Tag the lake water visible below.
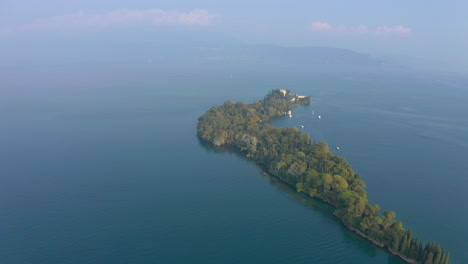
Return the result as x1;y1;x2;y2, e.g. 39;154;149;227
0;65;467;263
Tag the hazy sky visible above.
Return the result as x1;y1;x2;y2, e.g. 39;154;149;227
1;0;467;68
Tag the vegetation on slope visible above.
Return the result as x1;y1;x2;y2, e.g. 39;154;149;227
197;89;450;264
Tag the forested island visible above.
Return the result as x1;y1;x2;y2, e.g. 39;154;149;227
197;89;450;264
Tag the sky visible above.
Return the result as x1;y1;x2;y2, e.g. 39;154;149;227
1;0;467;71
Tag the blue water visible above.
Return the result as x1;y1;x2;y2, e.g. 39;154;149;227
0;65;466;263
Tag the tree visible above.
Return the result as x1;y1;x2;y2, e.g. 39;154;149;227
296;182;304;192
433;250;442;264
381;211;396;231
424;252;434;264
400;235;409;254
441;252;450;264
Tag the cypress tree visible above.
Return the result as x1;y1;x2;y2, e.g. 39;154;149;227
430;241;437;253
424;242;431;254
411;237;419;258
433;249;442;264
406;243;414;258
442;252;450;264
439;251;446;264
405;238;415;258
424;252;434;264
400;235;409;255
391;234;401;251
417;241;425;261
406;229;413;239
420;251;428;263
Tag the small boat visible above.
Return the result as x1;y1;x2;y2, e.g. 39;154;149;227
317;115;321;119
336;147;340;150
300;125;304;128
312;111;315;115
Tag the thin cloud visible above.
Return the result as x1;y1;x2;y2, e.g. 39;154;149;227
310;22;368;35
2;8;214;33
310;21;332;32
309;21;411;36
376;26;412;36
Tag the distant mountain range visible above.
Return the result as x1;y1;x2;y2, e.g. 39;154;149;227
2;30;466;74
191;45;399;72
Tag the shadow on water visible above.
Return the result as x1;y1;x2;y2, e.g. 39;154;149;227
198;137;339;216
197;137;406;264
197;138;241;155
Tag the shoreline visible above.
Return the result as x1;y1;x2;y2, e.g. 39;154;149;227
258;164;420;264
342;218;419;264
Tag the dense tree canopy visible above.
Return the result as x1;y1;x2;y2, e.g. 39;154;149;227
197;89;450;264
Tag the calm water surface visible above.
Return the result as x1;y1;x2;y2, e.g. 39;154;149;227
0;65;466;263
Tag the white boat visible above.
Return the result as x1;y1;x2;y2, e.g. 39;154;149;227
300;125;304;128
336;147;340;150
317;115;321;119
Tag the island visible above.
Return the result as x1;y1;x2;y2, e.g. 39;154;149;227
197;89;450;264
